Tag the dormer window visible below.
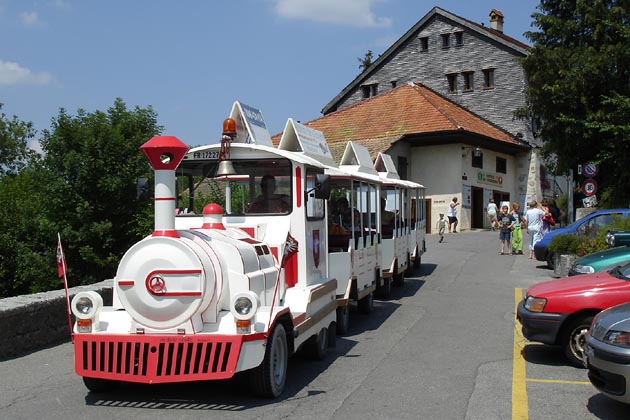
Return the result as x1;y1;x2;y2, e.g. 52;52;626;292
362;83;378;99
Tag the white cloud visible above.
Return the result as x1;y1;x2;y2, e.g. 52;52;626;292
0;61;53;85
275;0;391;28
19;10;41;26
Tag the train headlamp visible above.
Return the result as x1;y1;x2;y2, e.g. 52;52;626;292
230;291;259;321
71;291;103;333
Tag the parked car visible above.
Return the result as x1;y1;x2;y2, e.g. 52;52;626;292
534;209;630;269
569;231;630;276
584;299;630;404
570;246;630;276
517;261;630;367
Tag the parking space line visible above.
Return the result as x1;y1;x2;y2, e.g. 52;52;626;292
513;287;528;420
526;378;590;385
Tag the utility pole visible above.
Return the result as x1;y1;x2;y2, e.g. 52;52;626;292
567;169;574;224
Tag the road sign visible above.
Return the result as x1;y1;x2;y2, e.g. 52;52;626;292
582;179;598;196
583;162;599;177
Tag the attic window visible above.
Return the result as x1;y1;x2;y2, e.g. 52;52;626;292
462;71;474;92
441;34;450;49
483;68;495;89
447;73;457;93
391;80;397;88
455;31;464;46
420;36;429;51
361;83;378;99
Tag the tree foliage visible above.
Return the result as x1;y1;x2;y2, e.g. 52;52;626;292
521;0;630;207
0;103;38;178
0;99;162;297
358;50;375;72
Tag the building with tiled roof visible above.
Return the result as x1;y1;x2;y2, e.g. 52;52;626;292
296;7;547;232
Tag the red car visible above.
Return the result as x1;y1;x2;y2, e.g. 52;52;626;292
517;263;630;367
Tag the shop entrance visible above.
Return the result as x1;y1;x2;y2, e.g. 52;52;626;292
471;186;484;229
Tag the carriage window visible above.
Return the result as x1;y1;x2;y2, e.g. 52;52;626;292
306;168;325;220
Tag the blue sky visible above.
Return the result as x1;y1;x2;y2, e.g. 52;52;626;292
0;0;539;151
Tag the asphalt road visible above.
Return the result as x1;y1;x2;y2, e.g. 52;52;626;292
1;230;629;419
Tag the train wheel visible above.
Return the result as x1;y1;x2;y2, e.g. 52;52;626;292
82;377;120;393
305;327;329;360
336;305;350;335
358;292;374;314
250;323;288;398
377;276;391;300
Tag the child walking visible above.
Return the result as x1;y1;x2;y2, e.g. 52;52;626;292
511;202;525;255
498;204;515;255
436;213;449;243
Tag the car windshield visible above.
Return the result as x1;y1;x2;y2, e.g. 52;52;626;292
608;262;630;279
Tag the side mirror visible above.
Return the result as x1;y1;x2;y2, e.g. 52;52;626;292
314;174;331;200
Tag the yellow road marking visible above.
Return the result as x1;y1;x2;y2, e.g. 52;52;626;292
513;288;528;420
526;378;590;385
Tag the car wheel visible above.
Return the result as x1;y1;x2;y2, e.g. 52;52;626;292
393;268;404;287
561;315;594;368
249;323;288;398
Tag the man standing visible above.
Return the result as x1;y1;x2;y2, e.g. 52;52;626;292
447;197;460;233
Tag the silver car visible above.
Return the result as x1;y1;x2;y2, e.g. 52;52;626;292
584;302;630;404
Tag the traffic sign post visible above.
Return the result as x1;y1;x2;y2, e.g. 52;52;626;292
582;179;598;196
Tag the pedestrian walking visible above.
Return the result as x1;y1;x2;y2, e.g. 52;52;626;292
498;204;515;255
436;213;449;243
511;202;525;254
525;200;545;259
447;197;459;233
487;198;498;230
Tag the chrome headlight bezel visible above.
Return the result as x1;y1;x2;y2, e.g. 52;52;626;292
524;296;547;312
230;291;259;321
71;291;103;320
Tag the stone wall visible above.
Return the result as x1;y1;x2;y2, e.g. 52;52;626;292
0;280;113;360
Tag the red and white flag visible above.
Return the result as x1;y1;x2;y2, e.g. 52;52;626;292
57;233;73;340
56;236;67;278
280;232;298;268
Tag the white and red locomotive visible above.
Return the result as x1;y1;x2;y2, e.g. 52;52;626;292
70;103;425;398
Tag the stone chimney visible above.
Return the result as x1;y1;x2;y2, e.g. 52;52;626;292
489;9;504;33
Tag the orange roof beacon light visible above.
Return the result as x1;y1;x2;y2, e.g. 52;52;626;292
216;117;237;177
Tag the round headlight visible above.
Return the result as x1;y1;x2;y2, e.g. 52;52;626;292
230;291;259;320
75;297;94;315
234;297;253;316
71;291;103;320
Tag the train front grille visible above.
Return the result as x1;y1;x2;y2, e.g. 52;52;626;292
74;334;243;383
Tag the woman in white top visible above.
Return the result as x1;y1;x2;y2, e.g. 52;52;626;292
525;200;545;259
487;199;498;230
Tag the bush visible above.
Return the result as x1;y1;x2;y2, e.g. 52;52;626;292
548;234;607;257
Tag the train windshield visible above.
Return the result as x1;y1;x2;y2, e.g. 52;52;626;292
175;158;292;215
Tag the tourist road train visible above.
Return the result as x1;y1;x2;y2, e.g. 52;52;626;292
69;102;426;398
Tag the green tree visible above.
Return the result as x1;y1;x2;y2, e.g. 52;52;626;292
0;98;163;297
520;0;630;207
358;50;374;72
0;103;38;177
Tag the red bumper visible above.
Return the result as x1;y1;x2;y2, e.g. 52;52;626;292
74;333;246;383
